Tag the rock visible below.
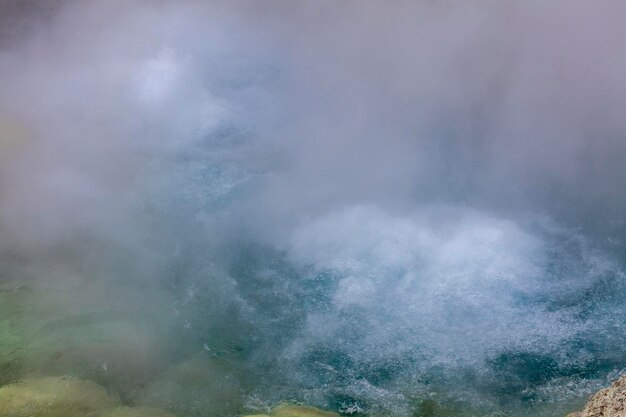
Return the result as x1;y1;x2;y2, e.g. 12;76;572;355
272;405;340;417
0;376;118;417
102;406;177;417
243;404;340;417
570;376;626;417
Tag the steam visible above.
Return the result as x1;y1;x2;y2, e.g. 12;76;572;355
3;0;626;250
2;0;626;415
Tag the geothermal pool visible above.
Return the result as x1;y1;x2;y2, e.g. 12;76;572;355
2;1;626;416
1;209;624;416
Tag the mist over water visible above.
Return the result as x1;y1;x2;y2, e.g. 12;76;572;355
2;1;626;416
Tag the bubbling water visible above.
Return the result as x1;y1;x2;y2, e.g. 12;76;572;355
184;205;624;416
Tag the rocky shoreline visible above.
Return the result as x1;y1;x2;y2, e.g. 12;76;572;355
0;377;175;417
567;376;626;417
0;375;344;417
1;372;625;416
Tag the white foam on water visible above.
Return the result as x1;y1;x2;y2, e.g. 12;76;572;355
267;205;624;408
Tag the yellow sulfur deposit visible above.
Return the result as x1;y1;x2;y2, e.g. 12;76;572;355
102;406;177;417
245;404;340;417
272;405;341;417
0;377;180;417
0;377;118;417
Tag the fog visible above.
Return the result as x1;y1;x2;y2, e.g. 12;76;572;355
4;0;626;249
2;1;626;416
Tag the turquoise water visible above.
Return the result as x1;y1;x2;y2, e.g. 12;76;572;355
2;92;625;417
1;210;624;416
